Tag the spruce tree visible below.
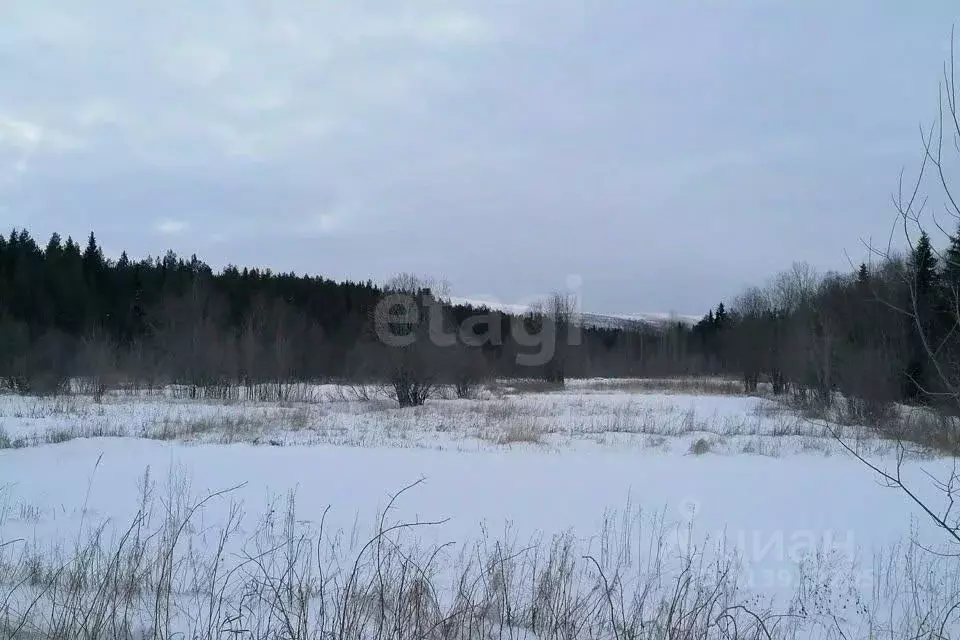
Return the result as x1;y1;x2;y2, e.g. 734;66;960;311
45;233;62;257
906;231;943;403
82;232;103;274
944;224;960;294
911;231;939;296
714;303;727;328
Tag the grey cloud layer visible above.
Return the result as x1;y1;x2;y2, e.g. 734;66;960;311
0;1;957;313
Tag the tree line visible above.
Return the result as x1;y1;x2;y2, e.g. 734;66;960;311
6;221;960;415
0;228;714;404
691;228;960;422
5;218;958;413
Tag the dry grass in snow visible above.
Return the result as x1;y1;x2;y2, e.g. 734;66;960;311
0;378;959;637
0;379;920;460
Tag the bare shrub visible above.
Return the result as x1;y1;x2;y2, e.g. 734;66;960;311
453;347;489;399
573;376;744;396
0;476;849;640
2;474;959;638
893;409;960;456
7;372;71;397
328;381;382;403
360;278;454;408
496;378;566;395
496;420;543;445
843;394;898;429
281;383;323;404
689;437;711;455
347;294;450;409
73;334;122;403
43;429;75;445
786;385;831;421
390;364;435;408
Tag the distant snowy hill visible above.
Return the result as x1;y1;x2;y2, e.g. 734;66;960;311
448;296;701;331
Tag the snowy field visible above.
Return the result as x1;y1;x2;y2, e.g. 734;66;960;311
0;378;909;456
0;379;958;638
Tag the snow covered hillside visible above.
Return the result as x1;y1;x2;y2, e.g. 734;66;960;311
449;296;702;330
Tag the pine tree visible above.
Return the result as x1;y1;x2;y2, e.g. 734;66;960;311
714;303;727;328
911;231;939;296
944;224;960;294
906;231;943;403
82;232;103;274
45;233;62;257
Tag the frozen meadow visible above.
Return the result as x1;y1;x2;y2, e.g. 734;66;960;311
0;378;958;638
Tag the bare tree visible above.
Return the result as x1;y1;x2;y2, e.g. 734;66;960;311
75;331;120;401
525;291;578;385
730;287;771;393
451;343;489;399
770;261;820;313
0;324;72;396
874;28;960;414
365;275;453;407
833;28;960;562
262;297;300;401
787;273;840;408
152;279;232;398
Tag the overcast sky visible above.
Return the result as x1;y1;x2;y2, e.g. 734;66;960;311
0;2;957;315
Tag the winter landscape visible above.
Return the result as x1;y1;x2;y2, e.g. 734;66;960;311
1;376;959;639
6;3;960;639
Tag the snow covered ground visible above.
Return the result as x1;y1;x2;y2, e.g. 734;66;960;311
0;379;903;456
0;379;957;637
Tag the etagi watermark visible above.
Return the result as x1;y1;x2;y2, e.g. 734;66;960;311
373;276;585;367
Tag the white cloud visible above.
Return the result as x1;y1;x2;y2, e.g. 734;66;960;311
74;100;124;128
354;11;495;47
312;213;342;234
303;207;350;237
0;115;82;153
0;117;43;148
1;6;89;47
226;89;288;114
155;219;188;235
0;114;83;191
0;3;502;169
164;41;232;86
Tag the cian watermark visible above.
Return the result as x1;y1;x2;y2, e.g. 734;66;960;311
669;498;861;591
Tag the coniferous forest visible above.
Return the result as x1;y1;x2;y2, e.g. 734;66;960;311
0;228;681;400
1;225;959;416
